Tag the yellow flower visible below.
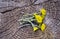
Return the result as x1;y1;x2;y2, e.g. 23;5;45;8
40;23;46;31
40;8;46;16
33;26;38;31
33;13;43;23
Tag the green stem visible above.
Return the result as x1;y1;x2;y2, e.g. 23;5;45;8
28;20;35;27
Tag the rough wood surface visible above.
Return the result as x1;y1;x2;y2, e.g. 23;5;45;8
0;0;60;39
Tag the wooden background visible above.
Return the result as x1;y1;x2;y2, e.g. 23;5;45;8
0;0;60;39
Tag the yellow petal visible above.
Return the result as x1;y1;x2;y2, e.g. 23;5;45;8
40;8;46;15
35;15;43;23
40;23;46;31
33;26;38;31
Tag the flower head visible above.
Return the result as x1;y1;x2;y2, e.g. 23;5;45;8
40;8;46;16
